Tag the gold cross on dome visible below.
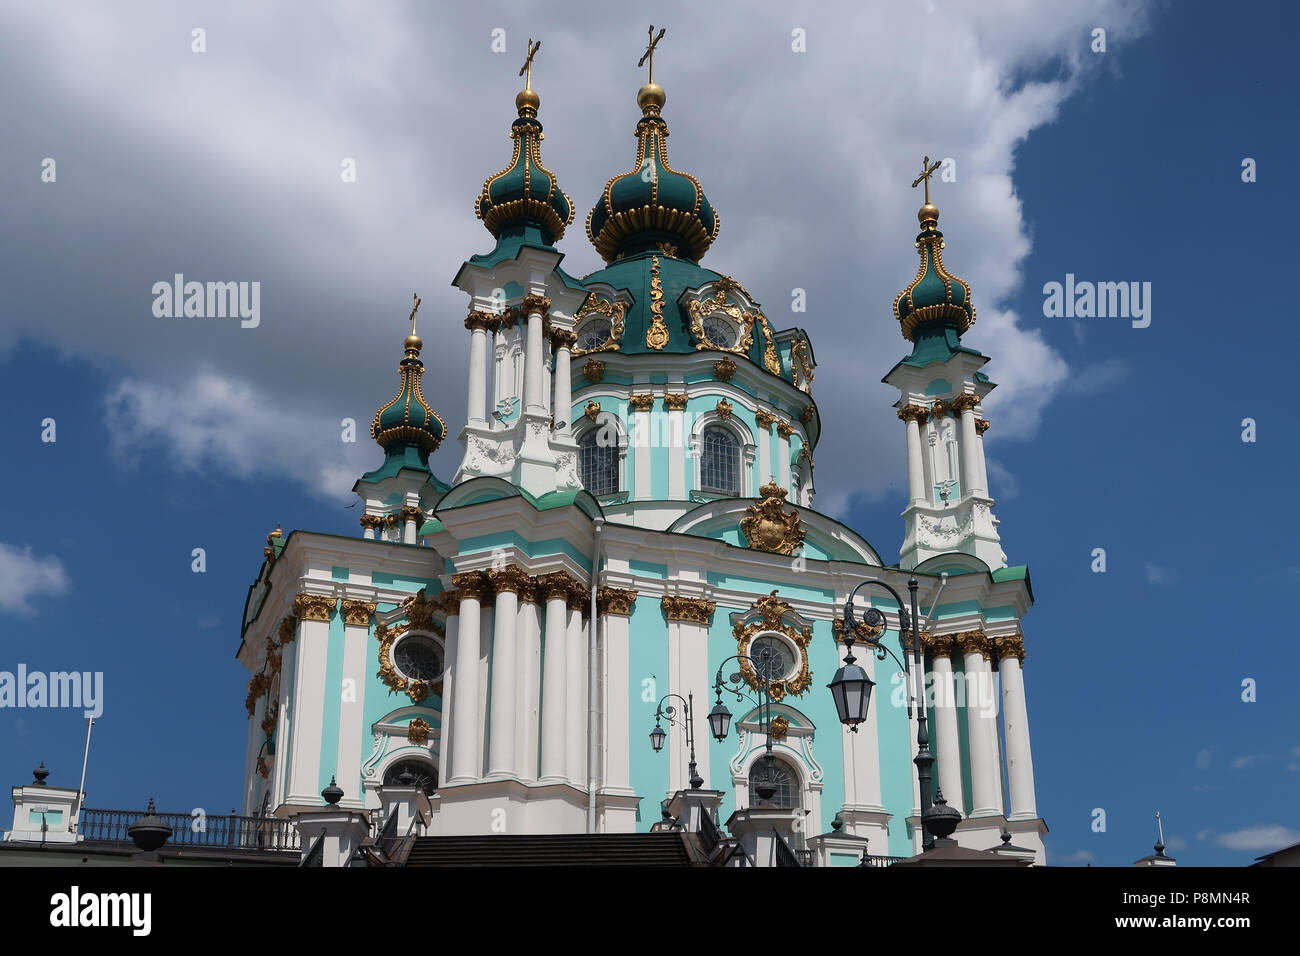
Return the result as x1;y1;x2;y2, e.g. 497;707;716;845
911;155;943;205
638;26;666;83
518;38;541;90
409;292;421;335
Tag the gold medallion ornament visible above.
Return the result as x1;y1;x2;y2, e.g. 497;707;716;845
713;357;737;381
582;359;606;383
407;717;431;745
740;479;806;555
975;418;991;436
769;714;790;741
930;398;950;420
715;399;734;420
645;255;670;350
688;282;756;354
800;405;815;425
732;591;813;700
584;400;602;421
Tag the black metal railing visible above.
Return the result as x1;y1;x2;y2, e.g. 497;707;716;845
860;853;907;867
78;808;300;853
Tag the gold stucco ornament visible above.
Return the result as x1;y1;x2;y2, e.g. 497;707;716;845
740;479;806;555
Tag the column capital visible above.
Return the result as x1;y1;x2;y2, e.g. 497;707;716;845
629;393;655;412
775;420;795;439
537;570;579;599
437;589;462;615
486;565;531;594
755;409;777;429
451;570;492;600
897;403;931;424
521;294;552;317
950;393;980;414
293;592;335;622
975;417;991;436
661;595;716;625
340;600;376;627
359;513;384;531
598;587;639;616
399;504;425;524
516;575;541;604
549;328;577;350
994;633;1026;664
919;630;958;656
664;393;689;411
953;628;994;660
832;617;884;644
465;310;500;333
565;583;590;616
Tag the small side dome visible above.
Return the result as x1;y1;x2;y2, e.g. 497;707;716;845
371;296;446;456
892;201;976;342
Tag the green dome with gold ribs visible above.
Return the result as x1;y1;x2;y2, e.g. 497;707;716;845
586;81;720;264
475;85;574;245
371;298;446;458
893;192;976;342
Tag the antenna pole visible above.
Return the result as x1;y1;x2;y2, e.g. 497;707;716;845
74;716;95;830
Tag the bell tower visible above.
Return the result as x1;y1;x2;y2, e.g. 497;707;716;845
884;158;1006;569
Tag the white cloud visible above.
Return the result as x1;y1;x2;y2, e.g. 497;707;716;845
0;542;70;615
104;370;372;503
1165;835;1188;852
1214;825;1300;853
1194;748;1211;770
986;459;1021;501
1145;563;1178;585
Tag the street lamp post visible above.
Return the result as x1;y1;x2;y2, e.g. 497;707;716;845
708;651;782;802
828;576;939;850
648;692;703;789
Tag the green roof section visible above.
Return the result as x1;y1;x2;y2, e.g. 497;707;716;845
358;444;430;483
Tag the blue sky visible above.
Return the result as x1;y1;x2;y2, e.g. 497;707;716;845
1;0;1296;865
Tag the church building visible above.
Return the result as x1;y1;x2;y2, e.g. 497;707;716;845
234;35;1046;865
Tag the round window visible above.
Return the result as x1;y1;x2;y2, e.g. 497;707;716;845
750;635;794;682
577;318;612;350
394;634;444;683
702;315;738;348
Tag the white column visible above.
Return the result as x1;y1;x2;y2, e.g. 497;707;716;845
756;417;771;484
960;633;1002;817
956;398;985;497
902;408;927;505
362;518;376;541
928;642;965;813
603;606;632;794
668;397;687;499
975;419;990;496
552;332;574;425
999;639;1038;820
486;570;521;779
539;578;571;782
335;601;374;809
515;584;542;781
466;314;491;427
448;582;483;784
523;298;547;416
565;598;588;786
440;602;459;780
286;605;332;804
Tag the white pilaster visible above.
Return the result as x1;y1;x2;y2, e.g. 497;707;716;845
958;402;985;497
515;589;542;781
448;589;483;784
631;401;652;500
486;579;520;778
929;647;966;814
602;609;632;794
962;638;1002;817
523;304;545;417
466;316;491;428
335;603;372;809
540;585;570;782
286;611;331;804
999;643;1038;820
440;606;459;780
565;603;587;787
904;411;926;505
553;338;573;424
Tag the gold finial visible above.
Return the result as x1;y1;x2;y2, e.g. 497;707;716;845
637;26;667;114
516;38;541;116
911;155;943;228
404;293;423;354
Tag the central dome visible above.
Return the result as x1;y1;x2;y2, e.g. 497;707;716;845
586;84;720;263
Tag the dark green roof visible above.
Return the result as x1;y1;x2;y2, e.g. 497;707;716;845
474;109;574;245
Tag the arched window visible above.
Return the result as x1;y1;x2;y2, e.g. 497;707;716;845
749;756;800;809
384;759;438;797
699;425;740;495
578;429;619;496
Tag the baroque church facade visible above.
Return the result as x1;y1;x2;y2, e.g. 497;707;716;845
234;47;1046;864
